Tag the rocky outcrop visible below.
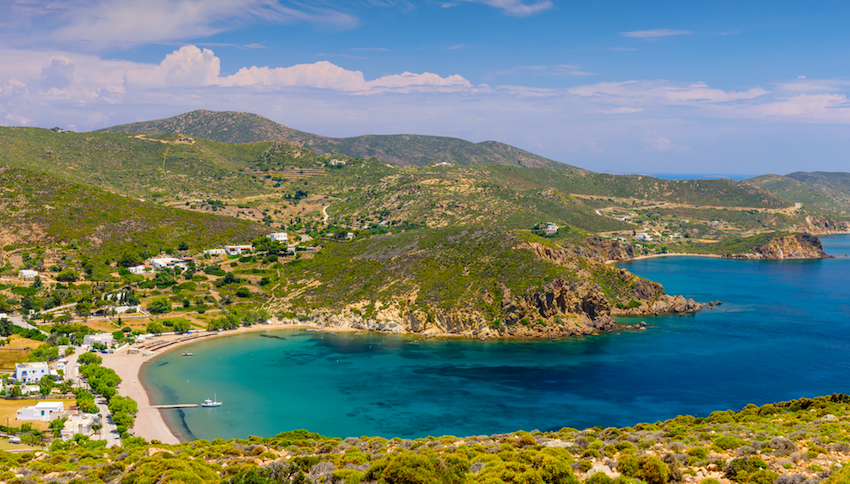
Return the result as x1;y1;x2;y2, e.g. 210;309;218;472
610;295;703;316
724;233;831;260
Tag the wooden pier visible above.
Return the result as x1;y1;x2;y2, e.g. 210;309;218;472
152;404;199;409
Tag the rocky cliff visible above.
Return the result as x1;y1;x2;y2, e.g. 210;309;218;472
724;233;830;260
271;237;704;340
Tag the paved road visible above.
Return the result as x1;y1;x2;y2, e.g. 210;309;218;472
6;315;47;334
93;396;121;447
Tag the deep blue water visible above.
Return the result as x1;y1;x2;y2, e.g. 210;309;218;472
143;235;850;441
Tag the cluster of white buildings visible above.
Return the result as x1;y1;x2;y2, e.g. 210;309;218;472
13;362;56;384
636;232;654;242
202;233;289;257
15;401;100;440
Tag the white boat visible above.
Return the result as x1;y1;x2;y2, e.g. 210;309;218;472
182;352;193;356
201;394;222;407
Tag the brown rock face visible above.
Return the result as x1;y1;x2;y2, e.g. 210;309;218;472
725;233;831;260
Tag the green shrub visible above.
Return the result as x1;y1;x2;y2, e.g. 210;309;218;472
714;435;746;450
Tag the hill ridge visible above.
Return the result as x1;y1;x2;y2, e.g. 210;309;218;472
97;109;581;170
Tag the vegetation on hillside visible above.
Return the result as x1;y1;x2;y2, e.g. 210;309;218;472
97;109;580;169
2;395;850;483
748;173;850;216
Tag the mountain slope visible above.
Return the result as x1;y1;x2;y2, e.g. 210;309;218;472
0;167;265;262
747;173;850;215
97;109;580;170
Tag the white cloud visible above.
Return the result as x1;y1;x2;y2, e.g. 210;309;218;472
646;137;690;152
460;0;553;16
126;46;221;88
620;29;694;39
569;80;769;105
602;107;644;114
3;0;357;49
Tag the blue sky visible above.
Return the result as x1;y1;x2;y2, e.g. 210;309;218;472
1;0;849;175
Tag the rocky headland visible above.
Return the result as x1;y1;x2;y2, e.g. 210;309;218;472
723;233;831;260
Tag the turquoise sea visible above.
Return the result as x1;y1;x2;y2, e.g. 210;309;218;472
142;235;850;441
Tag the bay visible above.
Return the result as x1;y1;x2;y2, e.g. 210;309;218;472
142;235;850;441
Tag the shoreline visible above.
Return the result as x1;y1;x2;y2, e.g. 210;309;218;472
101;323;341;444
606;252;723;264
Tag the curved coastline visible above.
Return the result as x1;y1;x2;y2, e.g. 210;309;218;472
102;323;331;444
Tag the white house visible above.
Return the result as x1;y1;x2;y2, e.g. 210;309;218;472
114;305;140;314
543;223;558;235
267;233;288;243
616;216;631;222
15;362;49;384
17;401;64;422
57;360;66;373
203;248;227;256
128;265;153;274
83;333;114;347
225;245;253;256
18;270;38;279
345;232;355;240
61;413;99;440
636;233;653;242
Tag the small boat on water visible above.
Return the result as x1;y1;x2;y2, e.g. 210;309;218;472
182;352;193;356
201;394;222;407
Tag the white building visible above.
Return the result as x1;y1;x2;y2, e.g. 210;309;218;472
15;362;49;384
345;232;355;240
128;265;152;274
225;245;253;256
18;270;38;279
17;401;64;422
83;333;114;347
114;305;140;314
636;233;653;242
61;413;99;440
543;223;558;235
267;233;288;243
203;248;227;256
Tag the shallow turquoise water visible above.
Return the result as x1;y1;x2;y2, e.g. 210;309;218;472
143;235;850;441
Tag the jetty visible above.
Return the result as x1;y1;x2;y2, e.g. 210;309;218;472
152;404;200;409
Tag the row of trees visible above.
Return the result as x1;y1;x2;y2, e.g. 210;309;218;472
78;352;138;439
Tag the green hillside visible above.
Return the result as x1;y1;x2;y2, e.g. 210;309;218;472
97;109;579;170
747;173;850;215
0;167;265;264
3;395;850;484
0;127;270;200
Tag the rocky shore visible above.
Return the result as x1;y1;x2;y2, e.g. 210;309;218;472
723;233;832;260
273;274;703;340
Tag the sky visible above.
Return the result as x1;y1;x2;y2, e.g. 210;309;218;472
1;0;849;175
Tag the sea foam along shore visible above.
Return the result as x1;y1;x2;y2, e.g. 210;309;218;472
101;323;346;444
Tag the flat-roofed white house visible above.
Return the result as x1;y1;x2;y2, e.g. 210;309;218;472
267;233;288;242
636;232;653;242
128;265;152;274
61;413;99;440
17;401;64;422
543;223;558;235
15;362;49;384
18;270;38;279
203;248;227;256
83;333;114;347
225;245;253;256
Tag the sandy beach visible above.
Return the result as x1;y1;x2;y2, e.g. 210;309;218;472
605;252;723;264
100;323;340;444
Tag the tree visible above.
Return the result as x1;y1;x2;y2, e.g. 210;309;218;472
78;352;103;366
39;375;54;399
146;322;165;334
56;269;79;282
148;297;172;315
177;241;190;251
172;320;191;333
